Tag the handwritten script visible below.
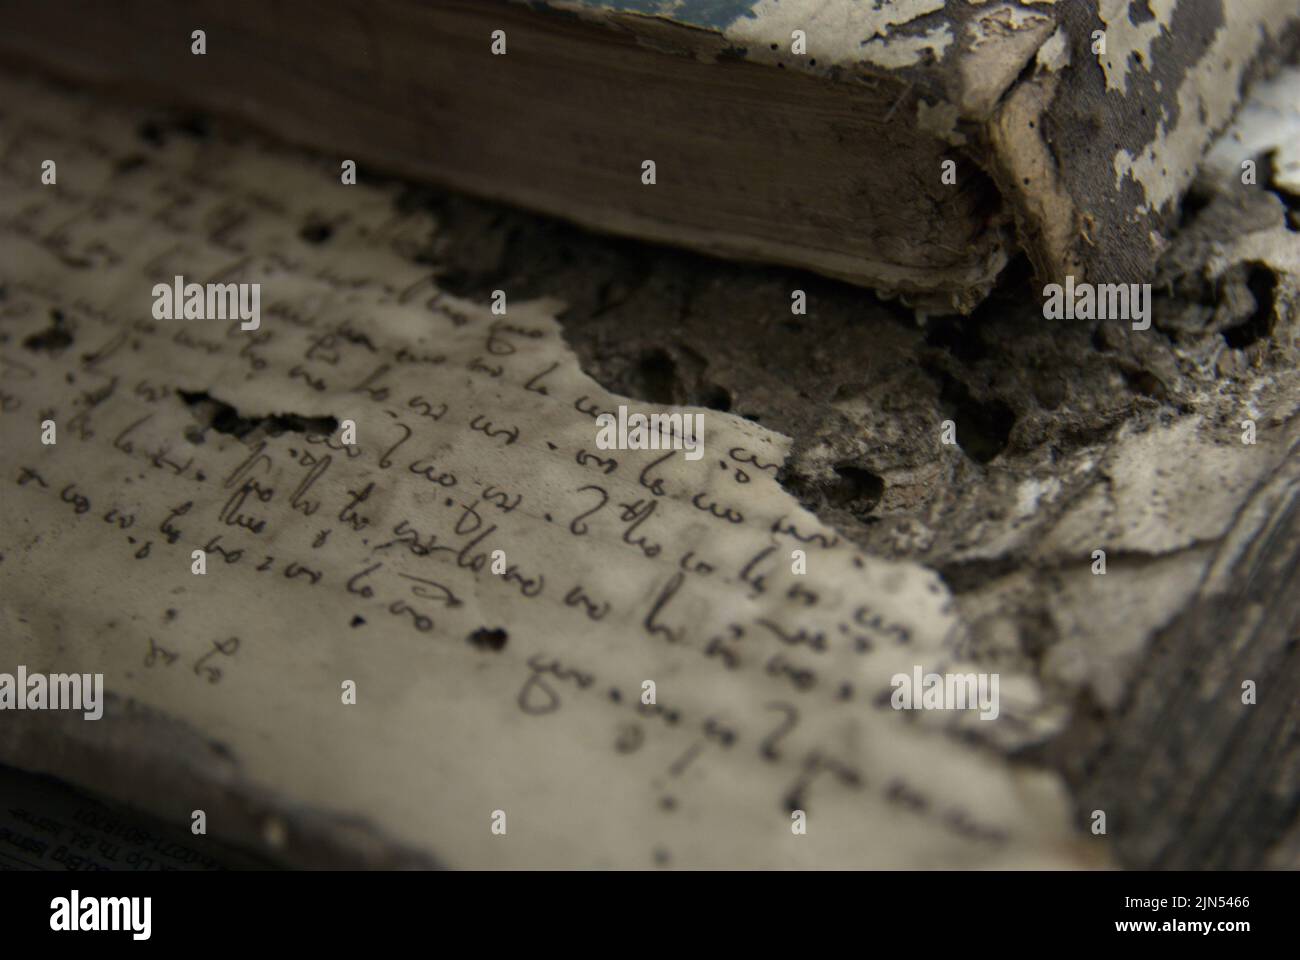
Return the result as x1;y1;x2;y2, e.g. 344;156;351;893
0;74;1086;867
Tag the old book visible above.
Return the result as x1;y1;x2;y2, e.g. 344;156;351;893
2;0;1297;313
0;68;1100;869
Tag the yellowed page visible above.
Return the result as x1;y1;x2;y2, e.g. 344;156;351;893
0;73;1091;868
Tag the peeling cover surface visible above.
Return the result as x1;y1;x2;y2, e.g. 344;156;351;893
521;0;1300;297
